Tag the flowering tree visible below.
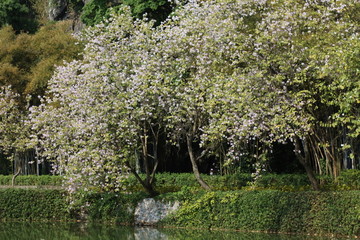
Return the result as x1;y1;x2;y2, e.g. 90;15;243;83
157;0;360;189
30;7;167;195
30;0;359;194
247;0;360;188
151;0;266;188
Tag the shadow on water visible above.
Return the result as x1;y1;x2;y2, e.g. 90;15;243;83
0;222;354;240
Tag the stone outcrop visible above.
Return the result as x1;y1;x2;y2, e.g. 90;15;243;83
48;0;68;21
134;198;180;226
46;0;122;31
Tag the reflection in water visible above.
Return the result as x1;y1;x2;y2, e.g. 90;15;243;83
0;222;353;240
134;227;168;240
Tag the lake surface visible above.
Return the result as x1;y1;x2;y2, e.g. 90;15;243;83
0;222;354;240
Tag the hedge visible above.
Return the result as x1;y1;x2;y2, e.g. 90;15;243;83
161;190;360;237
0;188;144;223
78;191;148;224
0;175;63;186
1;170;359;191
251;171;360;191
253;174;311;190
0;189;70;221
0;188;359;236
123;172;253;193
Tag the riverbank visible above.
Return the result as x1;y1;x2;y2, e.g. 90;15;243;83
0;188;359;237
159;190;360;237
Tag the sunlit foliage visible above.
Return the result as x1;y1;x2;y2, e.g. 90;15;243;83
0;21;83;104
0;86;29;155
30;0;359;193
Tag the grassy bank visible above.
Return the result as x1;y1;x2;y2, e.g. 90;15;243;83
0;188;359;237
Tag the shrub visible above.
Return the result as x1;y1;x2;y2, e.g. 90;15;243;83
0;175;64;186
122;172;253;193
337;170;360;190
252;172;360;191
0;186;359;236
70;191;148;223
0;171;358;193
0;188;146;223
161;190;360;236
0;189;70;221
254;174;311;191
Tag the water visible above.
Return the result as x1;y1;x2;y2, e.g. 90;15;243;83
0;222;354;240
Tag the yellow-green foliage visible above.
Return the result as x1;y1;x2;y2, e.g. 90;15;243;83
26;21;83;96
0;22;83;101
29;0;49;24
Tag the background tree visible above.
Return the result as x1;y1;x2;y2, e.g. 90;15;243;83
0;0;39;33
0;21;83;104
0;21;83;175
80;0;173;26
0;86;31;176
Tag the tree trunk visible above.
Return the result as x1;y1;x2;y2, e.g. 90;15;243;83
149;133;159;186
141;129;155;194
127;123;160;197
12;168;21;187
141;128;150;183
186;134;211;190
130;167;159;197
294;137;320;191
12;151;23;186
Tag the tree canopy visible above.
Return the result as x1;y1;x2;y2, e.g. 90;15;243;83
24;0;360;194
0;0;39;33
0;21;83;103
